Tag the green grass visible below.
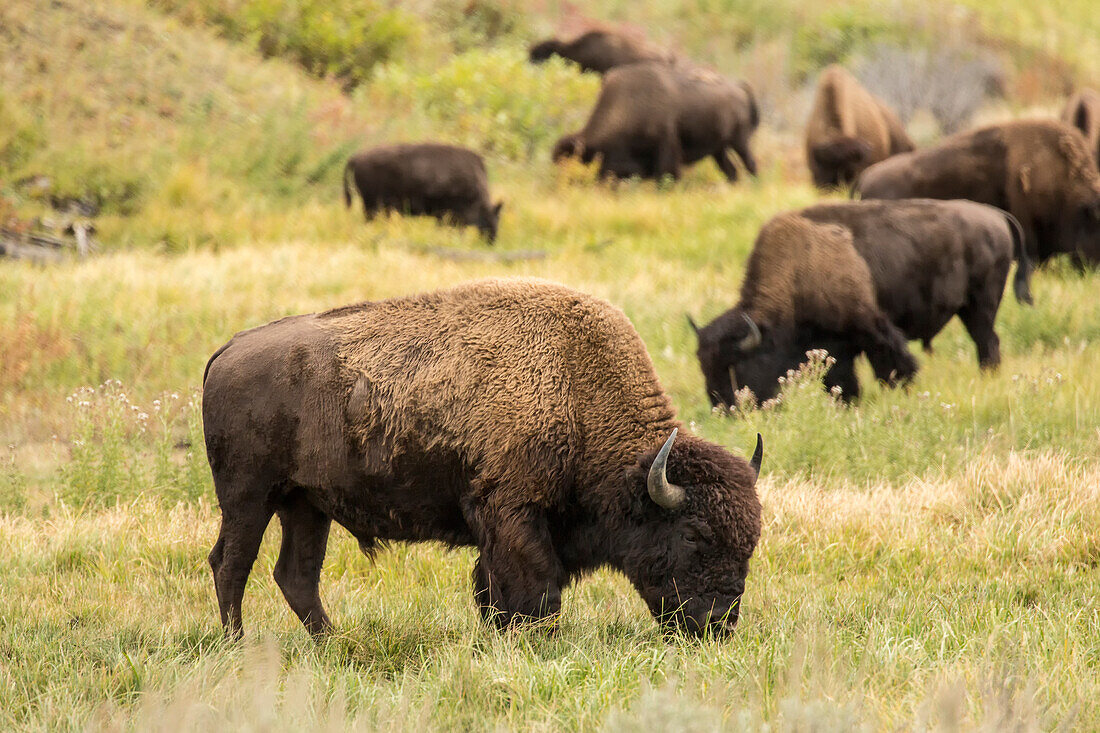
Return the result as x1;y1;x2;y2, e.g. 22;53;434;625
2;0;1100;729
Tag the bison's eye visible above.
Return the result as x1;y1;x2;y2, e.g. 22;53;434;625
682;527;703;546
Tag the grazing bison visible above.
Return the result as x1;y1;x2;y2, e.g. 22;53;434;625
805;65;914;189
553;62;759;182
528;29;671;74
855;119;1100;265
343;144;503;243
691;201;1031;406
203;278;764;639
1062;89;1100;169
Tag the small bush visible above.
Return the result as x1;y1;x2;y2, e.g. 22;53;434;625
366;47;599;160
152;0;425;88
791;9;906;80
433;0;527;52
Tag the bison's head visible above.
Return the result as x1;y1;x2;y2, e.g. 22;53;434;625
528;39;561;64
811;138;872;188
1068;199;1100;264
552;133;585;162
691;308;785;407
478;201;504;244
623;429;763;637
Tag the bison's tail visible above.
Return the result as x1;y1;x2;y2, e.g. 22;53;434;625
1004;211;1034;305
740;80;760;130
343;161;354;209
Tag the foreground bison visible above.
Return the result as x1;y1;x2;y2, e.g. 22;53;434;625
343;144;503;243
528;29;671;74
805;65;914;189
855;119;1100;265
203;279;764;638
691;202;1032;406
1062;89;1100;168
554;62;758;182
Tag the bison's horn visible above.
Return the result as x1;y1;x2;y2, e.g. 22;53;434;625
738;312;762;351
687;314;700;336
749;433;763;479
648;428;685;510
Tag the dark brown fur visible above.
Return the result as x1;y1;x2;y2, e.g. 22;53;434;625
203;279;763;638
528;29;672;73
553;62;759;182
855;119;1100;265
693;214;917;406
805;65;914;189
1062;89;1100;169
343;143;503;243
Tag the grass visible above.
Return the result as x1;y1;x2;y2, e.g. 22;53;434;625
2;0;1100;729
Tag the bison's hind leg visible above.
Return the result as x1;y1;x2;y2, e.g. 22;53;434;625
274;489;334;638
713;149;740;183
958;302;1002;370
209;480;277;639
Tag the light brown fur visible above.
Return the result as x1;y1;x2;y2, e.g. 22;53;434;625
321;278;678;494
805;65;914;188
739;214;879;331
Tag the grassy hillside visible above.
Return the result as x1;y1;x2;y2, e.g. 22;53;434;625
2;0;1100;729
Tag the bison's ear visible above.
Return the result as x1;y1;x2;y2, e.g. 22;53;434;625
493;201;504;219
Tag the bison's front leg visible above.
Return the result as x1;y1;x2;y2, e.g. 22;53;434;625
856;311;919;387
465;497;565;629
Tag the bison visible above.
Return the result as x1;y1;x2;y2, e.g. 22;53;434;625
203;278;764;639
855;119;1100;266
528;29;672;74
1062;89;1100;169
691;201;1032;406
805;65;914;189
343;144;503;243
553;62;759;182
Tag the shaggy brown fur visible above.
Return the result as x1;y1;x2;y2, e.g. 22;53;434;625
203;278;763;639
693;214;917;405
553;62;759;182
343;144;503;243
855;119;1100;265
805;65;914;189
1062;89;1100;169
528;29;672;73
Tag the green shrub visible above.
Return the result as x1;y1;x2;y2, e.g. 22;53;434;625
152;0;425;88
367;47;599;160
432;0;527;52
791;9;908;79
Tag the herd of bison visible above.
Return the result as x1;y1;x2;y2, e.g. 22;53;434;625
207;28;1100;639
